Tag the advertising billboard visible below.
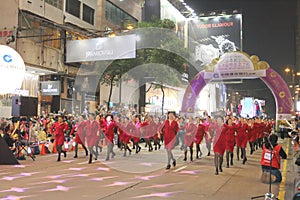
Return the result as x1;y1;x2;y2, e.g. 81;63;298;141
41;81;61;96
189;13;242;67
66;34;136;63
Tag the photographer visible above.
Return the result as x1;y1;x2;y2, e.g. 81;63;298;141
2;124;16;152
260;134;287;183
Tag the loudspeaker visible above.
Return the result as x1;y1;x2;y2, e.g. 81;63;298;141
11;96;38;117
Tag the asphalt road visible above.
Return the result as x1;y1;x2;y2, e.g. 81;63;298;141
0;141;290;200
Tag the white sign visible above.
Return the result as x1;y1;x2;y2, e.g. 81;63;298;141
41;81;61;96
66;34;136;62
15;89;29;96
204;70;266;80
0;45;25;94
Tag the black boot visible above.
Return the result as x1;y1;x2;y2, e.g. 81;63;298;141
63;151;67;158
226;152;230;168
172;160;176;167
214;155;219;175
190;148;193;162
74;145;78;158
236;148;240;161
230;153;234;166
166;164;171;170
215;169;219;175
183;150;187;161
219;156;223;172
57;154;61;162
196;144;200;159
88;154;92;164
83;145;88;156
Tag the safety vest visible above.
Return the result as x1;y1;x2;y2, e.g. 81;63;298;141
260;144;281;169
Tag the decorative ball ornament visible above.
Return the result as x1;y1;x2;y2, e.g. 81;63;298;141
0;45;26;94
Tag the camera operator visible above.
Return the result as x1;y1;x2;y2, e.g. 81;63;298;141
2;124;16;152
260;134;287;183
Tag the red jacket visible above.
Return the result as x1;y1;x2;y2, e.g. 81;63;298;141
162;120;179;150
52;122;68;146
195;124;206;144
105;121;117;144
85;120;100;147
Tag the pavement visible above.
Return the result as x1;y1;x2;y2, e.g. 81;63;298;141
0;139;294;200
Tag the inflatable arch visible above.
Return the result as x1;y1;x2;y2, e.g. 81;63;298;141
181;52;293;121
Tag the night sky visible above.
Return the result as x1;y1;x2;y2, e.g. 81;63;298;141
186;0;297;117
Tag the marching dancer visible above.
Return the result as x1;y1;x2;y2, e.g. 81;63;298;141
153;117;161;150
183;116;197;162
213;116;226;175
132;115;141;154
117;116;132;157
72;115;88;158
160;111;179;170
203;116;213;156
195;118;205;159
104;113;117;161
224;118;236;168
236;118;249;164
51;115;68;162
85;113;100;164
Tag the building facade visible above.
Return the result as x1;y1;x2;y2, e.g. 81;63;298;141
0;0;142;117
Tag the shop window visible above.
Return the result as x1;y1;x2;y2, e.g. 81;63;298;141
105;0;138;26
43;27;61;49
83;4;95;25
66;0;81;18
45;0;63;10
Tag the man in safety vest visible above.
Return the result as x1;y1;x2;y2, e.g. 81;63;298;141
260;134;287;183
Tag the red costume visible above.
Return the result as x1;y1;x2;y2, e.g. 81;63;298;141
132;122;141;144
183;123;197;147
224;124;236;152
104;120;117;145
122;122;135;144
52;122;68;146
248;123;259;143
74;121;85;145
195;124;206;145
236;122;249;148
162;119;179;150
85;120;100;148
213;124;226;155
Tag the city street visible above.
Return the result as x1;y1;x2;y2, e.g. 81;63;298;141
0;139;293;200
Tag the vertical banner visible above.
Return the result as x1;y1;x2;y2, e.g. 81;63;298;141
189;13;242;67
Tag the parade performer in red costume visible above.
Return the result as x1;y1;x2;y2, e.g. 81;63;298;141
195;118;206;159
132;115;142;154
224;118;236;168
203;116;213;156
51;115;68;162
236;118;249;164
85;113;100;164
182;116;197;162
213;116;226;175
160;111;179;170
120;117;134;156
104;113;117;161
72;115;88;158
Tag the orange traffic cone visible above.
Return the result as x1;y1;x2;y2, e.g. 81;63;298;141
40;143;47;155
52;141;57;153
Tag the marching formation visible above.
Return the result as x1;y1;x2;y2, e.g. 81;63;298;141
0;111;275;175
